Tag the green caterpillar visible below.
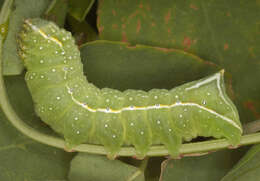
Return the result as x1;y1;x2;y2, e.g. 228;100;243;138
18;18;242;159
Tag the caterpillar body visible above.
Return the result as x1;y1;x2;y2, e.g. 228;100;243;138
18;18;242;159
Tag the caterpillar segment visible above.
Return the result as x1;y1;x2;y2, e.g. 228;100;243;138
18;18;242;159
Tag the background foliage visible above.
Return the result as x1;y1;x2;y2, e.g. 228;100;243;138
0;0;259;180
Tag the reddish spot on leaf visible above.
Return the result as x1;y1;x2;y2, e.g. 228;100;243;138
98;26;104;33
151;22;156;27
244;101;260;119
248;47;256;58
112;24;118;29
122;31;127;42
139;3;143;8
97;16;104;33
136;19;141;33
121;17;126;22
122;24;126;29
167;28;171;34
129;10;139;19
126;44;137;49
190;4;198;10
146;4;151;11
164;10;171;25
183;36;192;50
112;9;116;16
226;12;231;17
155;47;172;52
224;43;229;50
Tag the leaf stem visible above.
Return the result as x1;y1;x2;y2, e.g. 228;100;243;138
0;0;13;23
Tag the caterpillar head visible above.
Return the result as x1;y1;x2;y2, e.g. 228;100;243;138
17;18;76;70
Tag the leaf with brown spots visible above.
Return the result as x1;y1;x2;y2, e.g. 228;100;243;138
98;0;260;124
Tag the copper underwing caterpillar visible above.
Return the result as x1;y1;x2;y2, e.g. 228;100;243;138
18;18;242;159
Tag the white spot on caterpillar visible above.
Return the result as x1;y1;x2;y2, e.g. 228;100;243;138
56;96;61;100
106;99;110;103
112;135;116;138
68;56;72;60
175;95;179;98
40;75;44;79
33;39;37;43
202;100;206;105
55;51;58;54
104;124;108;128
179;114;183;118
39;46;43;50
140;131;144;135
49;107;53;111
130;122;134;126
74;117;78;120
52;68;56;72
129;97;133;101
168;128;172;132
154;96;158;99
40;60;44;64
207;92;211;96
76;131;80;134
157;120;161;124
61;51;65;55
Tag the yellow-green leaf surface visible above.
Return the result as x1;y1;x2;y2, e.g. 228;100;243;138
0;75;74;181
221;144;260;181
98;0;260;124
3;0;51;75
69;153;145;181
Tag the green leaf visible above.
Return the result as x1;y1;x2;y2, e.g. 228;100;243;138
68;153;145;181
160;149;247;181
80;40;219;91
0;75;74;181
2;0;51;75
221;144;260;181
97;0;260;124
68;0;95;22
44;0;68;27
